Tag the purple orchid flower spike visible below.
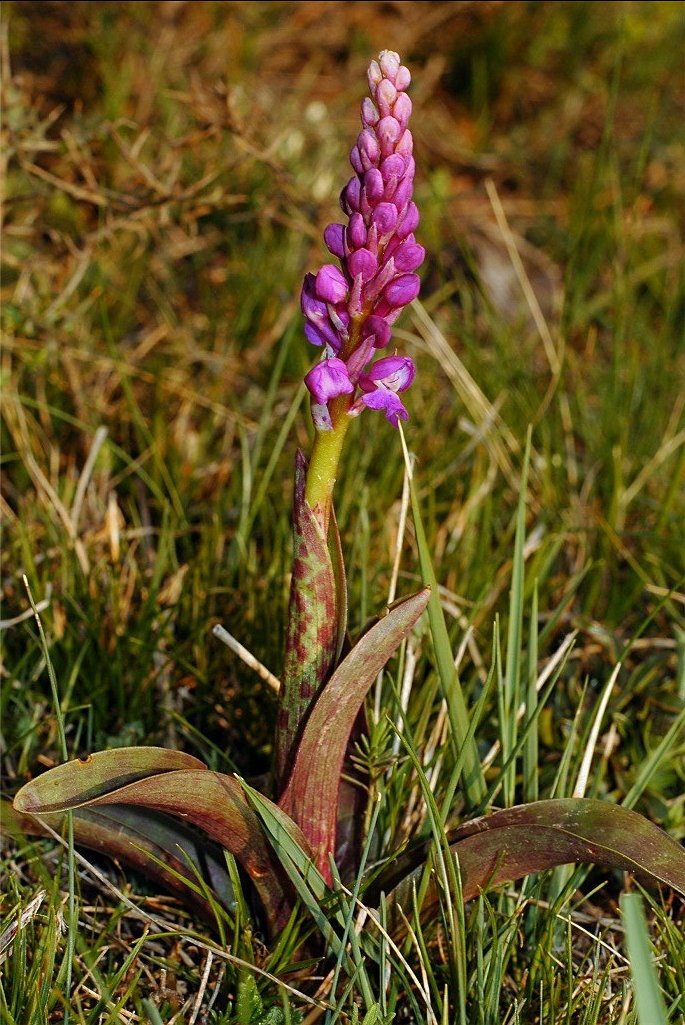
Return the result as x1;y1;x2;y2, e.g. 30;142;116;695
301;50;423;442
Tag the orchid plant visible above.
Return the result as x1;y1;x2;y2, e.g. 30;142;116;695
7;52;685;974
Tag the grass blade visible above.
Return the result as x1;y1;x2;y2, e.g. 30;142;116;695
621;892;668;1025
398;425;486;809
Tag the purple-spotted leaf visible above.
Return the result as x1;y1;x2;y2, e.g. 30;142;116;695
2;798;233;921
276;451;347;783
14;756;312;933
366;799;685;931
279;586;430;881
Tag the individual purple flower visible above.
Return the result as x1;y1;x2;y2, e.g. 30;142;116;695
359;355;416;394
302;51;423;430
305;356;355;432
353;355;416;427
305;357;354;405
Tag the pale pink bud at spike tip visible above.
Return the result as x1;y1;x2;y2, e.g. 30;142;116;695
379;50;401;82
376;79;397;117
361;97;379;126
367;60;382;90
302;51;424;428
395;65;411;91
393;92;412;130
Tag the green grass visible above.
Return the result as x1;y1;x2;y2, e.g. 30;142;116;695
2;1;684;1021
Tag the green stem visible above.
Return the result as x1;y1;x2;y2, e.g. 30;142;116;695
304;394;352;528
303;314;368;527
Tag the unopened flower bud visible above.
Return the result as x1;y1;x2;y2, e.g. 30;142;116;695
361;97;379;126
376;79;397;117
378;50;401;82
305;357;354;404
396;202;419;238
393;92;412;130
364;168;385;204
358;128;380;168
324;223;346;258
316;265;348;304
384;273;420;307
367;60;382;90
348;248;377;281
348;212;367;250
395;65;411;91
376;116;402;156
372;202;399;235
394;241;425;272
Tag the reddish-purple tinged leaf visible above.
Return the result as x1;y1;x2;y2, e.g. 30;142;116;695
366;799;685;933
11;747;205;812
275;452;347;785
279;586;430;882
2;798;233;922
13;752;311;933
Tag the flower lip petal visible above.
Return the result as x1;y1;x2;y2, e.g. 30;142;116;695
304;321;330;348
361;388;409;427
301;275;330;320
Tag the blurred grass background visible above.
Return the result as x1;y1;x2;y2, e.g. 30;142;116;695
2;1;684;1019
